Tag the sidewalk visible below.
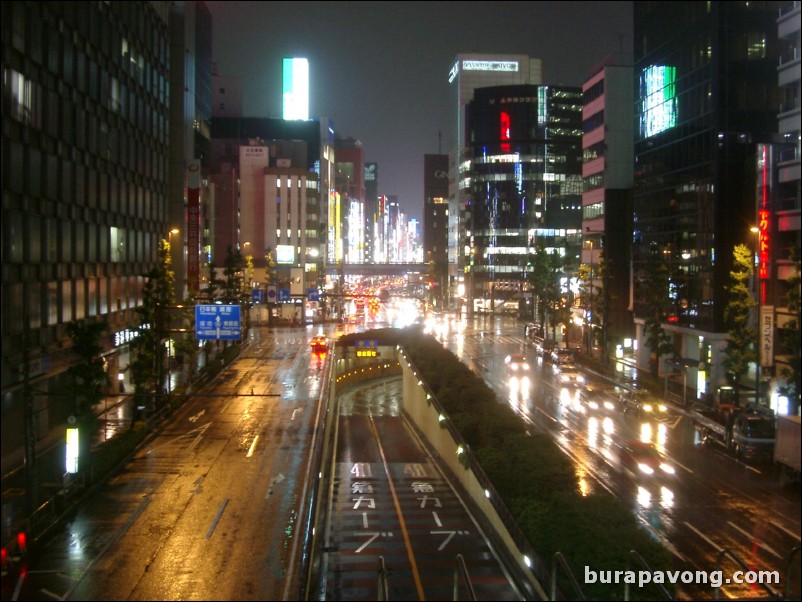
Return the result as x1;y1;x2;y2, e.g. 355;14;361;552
0;362;190;558
1;390;137;551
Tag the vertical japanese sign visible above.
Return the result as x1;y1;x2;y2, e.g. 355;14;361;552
187;162;201;292
760;305;774;368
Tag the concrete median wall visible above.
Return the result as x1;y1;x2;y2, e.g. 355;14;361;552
332;344;545;599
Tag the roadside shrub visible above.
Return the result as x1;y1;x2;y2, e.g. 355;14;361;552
350;326;673;600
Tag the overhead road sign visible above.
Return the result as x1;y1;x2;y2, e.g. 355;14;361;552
195;304;241;340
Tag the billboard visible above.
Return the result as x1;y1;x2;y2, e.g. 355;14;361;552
276;244;295;264
282;57;309;121
639;65;677;138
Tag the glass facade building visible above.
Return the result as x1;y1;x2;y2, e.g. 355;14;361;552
462;85;583;313
632;1;784;393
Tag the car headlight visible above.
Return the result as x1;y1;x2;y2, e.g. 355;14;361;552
660;463;675;474
577;375;585;383
637;463;655;474
643;404;653;412
657;404;667;413
587;401;599;410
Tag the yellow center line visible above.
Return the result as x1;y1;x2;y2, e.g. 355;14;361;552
368;412;426;601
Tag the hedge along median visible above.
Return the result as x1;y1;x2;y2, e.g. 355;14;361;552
338;326;672;601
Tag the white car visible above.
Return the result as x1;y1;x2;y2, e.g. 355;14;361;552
554;363;584;385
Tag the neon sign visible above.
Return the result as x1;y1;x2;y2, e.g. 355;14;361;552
500;111;511;153
758;209;770;279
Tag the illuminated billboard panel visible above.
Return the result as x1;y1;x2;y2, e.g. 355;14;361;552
276;244;295;264
639;65;677;138
282;57;309;121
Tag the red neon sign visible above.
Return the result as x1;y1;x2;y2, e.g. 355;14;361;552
500;111;511;153
757;146;769;281
758;208;769;280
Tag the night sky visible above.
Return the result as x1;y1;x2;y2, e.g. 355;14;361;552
205;1;633;221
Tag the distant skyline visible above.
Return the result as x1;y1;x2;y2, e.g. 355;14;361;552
205;1;633;221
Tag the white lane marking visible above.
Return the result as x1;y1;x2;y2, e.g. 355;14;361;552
727;521;783;559
684;520;722;552
246;434;259;458
205;498;229;540
770;519;801;541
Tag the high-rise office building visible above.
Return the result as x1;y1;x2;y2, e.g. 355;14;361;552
364;163;379;263
209;116;334;278
423;154;449;303
632;1;784;399
767;1;801;414
581;54;634;362
1;1;173;461
460;84;583;316
334;137;365;264
447;54;542;308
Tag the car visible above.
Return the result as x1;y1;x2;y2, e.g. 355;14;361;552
619;389;667;416
310;335;329;352
550;347;575;366
504;354;530;373
554;364;585;387
619;441;675;478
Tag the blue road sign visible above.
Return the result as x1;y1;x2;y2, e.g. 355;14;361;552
278;289;291;302
195;304;241;340
355;339;378;350
252;289;265;303
307;289;319;302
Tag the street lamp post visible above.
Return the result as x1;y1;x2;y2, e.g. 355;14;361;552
584;240;595;356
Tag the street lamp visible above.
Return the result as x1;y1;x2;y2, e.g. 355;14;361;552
583;240;596;356
750;226;761;406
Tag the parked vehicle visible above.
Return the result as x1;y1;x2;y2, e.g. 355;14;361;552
690;403;740;449
773;415;800;482
731;406;776;461
690;402;775;459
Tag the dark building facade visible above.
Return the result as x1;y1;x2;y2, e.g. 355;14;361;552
1;1;172;478
632;1;784;396
462;85;583;315
423;155;449;269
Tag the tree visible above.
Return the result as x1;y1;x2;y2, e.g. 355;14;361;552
578;257;606;355
527;242;569;342
131;238;176;414
222;245;246;303
65;319;109;468
640;242;674;378
778;244;801;412
722;244;757;401
264;247;277;287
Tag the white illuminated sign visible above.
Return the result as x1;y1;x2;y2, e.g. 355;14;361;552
448;61;459;83
282;57;309;121
449;60;520;83
462;60;519;73
276;244;295;264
